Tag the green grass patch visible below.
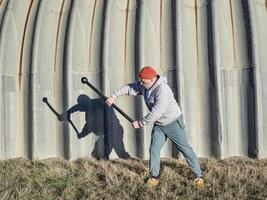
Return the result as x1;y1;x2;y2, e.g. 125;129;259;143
0;157;266;199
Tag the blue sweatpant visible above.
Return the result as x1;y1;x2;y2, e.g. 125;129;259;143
149;115;202;178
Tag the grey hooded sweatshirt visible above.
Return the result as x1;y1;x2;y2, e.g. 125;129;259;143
111;76;182;127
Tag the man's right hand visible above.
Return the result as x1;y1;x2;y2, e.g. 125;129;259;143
106;96;114;107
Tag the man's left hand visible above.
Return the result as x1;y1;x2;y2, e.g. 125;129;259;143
132;121;140;129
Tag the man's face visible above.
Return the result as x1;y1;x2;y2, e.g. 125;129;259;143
140;78;154;89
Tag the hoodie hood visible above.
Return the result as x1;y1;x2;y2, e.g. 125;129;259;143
148;75;167;91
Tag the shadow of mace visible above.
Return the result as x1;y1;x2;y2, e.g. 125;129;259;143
42;97;80;135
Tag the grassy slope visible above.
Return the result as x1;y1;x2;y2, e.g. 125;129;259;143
0;157;266;200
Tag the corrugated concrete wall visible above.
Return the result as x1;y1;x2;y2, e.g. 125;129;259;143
0;0;266;160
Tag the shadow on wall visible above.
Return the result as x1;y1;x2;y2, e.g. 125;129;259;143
58;94;131;160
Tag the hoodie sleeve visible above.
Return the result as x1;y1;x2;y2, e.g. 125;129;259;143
111;81;144;99
138;84;170;127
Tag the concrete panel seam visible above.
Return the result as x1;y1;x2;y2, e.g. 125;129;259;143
181;0;209;8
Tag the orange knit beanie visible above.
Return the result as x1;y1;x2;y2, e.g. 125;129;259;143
138;66;157;79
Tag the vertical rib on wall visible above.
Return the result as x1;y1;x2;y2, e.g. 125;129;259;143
248;0;267;158
0;0;38;159
0;0;266;160
31;0;71;159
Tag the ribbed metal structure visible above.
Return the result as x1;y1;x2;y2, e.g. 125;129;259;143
0;0;266;160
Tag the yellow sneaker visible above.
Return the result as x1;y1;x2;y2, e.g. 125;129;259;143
194;177;204;189
147;177;160;187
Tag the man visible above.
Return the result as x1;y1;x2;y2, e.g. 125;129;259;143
106;66;204;188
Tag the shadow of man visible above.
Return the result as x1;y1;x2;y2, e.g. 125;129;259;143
58;94;130;160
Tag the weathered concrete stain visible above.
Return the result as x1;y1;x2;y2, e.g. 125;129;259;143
124;0;130;84
160;0;163;69
19;0;34;90
89;0;98;70
229;0;237;66
53;0;66;96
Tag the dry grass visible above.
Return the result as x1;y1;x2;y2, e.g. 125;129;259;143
0;156;266;200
